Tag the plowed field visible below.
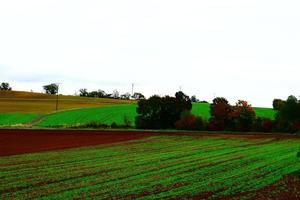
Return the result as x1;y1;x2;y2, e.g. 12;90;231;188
1;129;299;199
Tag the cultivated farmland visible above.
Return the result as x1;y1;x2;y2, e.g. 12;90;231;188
36;104;137;127
0;91;277;127
0;113;38;126
36;103;276;128
0;90;133;113
0;130;299;199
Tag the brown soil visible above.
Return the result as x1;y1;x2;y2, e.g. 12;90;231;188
0;129;299;157
0;129;155;156
249;173;300;200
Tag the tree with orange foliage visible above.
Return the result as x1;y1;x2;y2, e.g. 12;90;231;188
231;100;256;131
209;97;233;130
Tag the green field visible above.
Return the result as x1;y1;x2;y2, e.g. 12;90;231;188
1;135;299;199
36;104;137;127
0;113;38;126
36;103;276;128
0;91;277;127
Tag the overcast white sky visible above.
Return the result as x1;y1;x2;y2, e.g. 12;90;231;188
1;0;299;107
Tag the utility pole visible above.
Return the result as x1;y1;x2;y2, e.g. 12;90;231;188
55;83;61;111
131;83;135;97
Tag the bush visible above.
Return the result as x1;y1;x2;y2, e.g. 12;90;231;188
175;111;204;131
297;151;300;158
207;120;218;131
262;118;273;132
290;121;300;133
111;122;118;129
252;117;263;132
77;121;109;128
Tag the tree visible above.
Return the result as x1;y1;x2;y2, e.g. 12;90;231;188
0;82;12;91
231;100;256;131
282;96;299;122
175;91;192;111
120;92;131;100
132;92;145;100
135;95;163;129
112;90;120;99
135;92;192;129
275;95;300;132
273;99;286;111
43;83;59;94
79;88;88;97
87;91;99;97
209;97;233;130
191;95;199;102
105;93;112;98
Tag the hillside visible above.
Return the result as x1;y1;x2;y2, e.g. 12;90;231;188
0;90;134;113
0;91;277;127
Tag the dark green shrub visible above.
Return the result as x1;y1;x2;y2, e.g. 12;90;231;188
111;122;118;128
175;111;204;131
74;121;109;128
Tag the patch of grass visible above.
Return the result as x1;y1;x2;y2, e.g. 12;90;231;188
0;113;38;126
0;92;276;127
35;103;276;128
191;103;211;119
36;104;137;127
0;136;299;199
253;107;277;120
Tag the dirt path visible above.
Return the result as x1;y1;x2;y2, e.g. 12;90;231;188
0;129;299;156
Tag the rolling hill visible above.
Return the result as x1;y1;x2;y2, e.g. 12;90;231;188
0;91;277;127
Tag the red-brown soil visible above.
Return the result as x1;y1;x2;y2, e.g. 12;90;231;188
0;129;156;156
250;173;300;200
0;129;299;156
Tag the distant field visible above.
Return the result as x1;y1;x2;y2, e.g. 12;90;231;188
1;133;299;199
191;103;211;119
36;104;137;127
253;107;277;120
36;103;276;128
0;91;276;127
0;113;38;126
0;91;133;113
36;103;212;127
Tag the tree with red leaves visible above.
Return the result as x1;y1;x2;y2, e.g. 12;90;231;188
209;97;233;131
231;100;256;131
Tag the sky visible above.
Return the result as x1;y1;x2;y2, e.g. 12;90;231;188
0;0;299;107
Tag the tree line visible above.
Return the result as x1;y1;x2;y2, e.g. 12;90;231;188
78;88;145;100
135;92;300;133
0;82;146;100
2;82;299;133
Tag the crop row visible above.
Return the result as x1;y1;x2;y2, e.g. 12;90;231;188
1;136;299;199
